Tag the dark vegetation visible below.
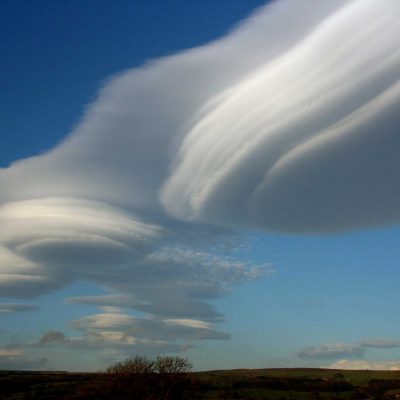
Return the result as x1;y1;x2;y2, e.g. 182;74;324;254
3;360;400;399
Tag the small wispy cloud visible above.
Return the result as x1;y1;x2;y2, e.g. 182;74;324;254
297;343;364;360
298;338;400;361
359;339;400;349
0;303;38;314
38;330;68;345
0;346;47;370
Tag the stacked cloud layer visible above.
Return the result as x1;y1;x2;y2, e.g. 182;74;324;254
162;0;400;232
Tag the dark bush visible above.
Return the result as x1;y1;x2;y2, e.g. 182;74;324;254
75;355;193;400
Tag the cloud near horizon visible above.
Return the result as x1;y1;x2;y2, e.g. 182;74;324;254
325;359;400;371
297;339;400;361
1;0;400;363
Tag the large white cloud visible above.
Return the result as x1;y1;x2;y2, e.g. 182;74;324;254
1;0;399;359
162;0;400;233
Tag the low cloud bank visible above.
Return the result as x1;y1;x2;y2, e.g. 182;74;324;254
325;359;400;371
298;339;400;361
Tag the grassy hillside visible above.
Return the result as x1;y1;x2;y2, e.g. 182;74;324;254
2;368;400;399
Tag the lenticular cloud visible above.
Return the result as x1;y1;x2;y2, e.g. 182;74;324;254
162;0;400;232
1;0;400;353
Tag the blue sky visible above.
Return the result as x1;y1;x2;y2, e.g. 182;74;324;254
2;0;400;372
0;0;266;167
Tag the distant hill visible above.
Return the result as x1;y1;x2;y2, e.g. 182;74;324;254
2;368;400;399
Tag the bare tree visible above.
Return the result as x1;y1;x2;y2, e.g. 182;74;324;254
99;355;192;400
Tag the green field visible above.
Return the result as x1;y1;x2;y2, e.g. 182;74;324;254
2;368;400;399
